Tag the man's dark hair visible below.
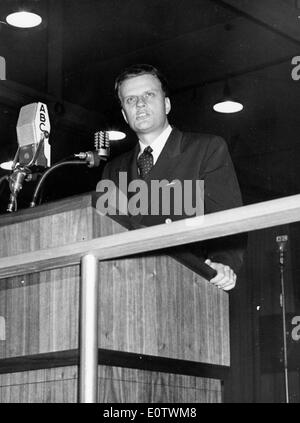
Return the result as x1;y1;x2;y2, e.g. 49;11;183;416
114;64;169;100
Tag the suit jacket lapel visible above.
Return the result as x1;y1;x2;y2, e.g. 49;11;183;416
126;143;139;182
144;127;183;181
114;143;139;186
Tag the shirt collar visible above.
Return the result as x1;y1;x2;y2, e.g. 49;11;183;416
138;125;172;164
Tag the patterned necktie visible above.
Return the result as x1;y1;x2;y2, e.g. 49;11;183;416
137;146;153;179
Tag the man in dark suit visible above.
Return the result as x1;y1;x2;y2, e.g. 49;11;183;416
101;64;244;290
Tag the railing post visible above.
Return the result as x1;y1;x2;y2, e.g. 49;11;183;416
79;253;99;403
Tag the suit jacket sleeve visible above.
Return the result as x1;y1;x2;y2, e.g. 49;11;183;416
199;135;246;273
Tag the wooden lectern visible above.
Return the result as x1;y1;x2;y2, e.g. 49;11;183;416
0;193;229;403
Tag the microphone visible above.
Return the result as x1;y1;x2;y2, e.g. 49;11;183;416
74;130;110;167
15;102;51;168
94;130;110;159
276;234;288;266
7;102;51;212
275;234;290;403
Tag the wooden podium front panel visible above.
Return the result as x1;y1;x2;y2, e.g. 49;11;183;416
97;366;222;403
0;365;221;403
0;254;229;364
98;254;229;366
0;267;80;357
0;197;126;357
0;195;127;257
0;200;95;257
0;367;78;403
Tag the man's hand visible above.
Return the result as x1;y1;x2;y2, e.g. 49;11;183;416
205;259;237;291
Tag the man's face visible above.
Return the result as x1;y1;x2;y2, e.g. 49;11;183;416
119;74;171;139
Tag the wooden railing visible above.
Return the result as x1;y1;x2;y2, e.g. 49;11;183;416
0;193;300;279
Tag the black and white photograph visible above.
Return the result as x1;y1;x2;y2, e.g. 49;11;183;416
0;0;300;406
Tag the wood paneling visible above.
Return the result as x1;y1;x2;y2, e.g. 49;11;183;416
98;255;229;365
0;367;77;403
0;267;80;357
98;366;222;403
0;365;221;403
0;193;229;402
0;257;228;364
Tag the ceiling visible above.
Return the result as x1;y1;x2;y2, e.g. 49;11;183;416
0;0;300;209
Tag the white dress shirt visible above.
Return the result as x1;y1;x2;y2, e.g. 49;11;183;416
138;125;172;165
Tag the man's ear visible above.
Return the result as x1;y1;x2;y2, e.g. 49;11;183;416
165;97;171;115
121;109;128;124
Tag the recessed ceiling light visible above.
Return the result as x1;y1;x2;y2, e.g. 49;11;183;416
6;11;42;28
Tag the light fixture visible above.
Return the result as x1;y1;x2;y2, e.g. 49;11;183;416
213;80;243;114
107;130;126;140
6;10;42;28
0;161;14;171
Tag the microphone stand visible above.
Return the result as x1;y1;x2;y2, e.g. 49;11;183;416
6;132;49;212
6;166;31;212
276;235;289;403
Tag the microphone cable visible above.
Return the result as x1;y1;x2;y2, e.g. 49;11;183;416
30;147;108;208
30;158;87;208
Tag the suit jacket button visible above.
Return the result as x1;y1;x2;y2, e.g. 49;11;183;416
165;218;172;224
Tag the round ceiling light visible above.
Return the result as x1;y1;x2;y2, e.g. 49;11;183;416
0;161;13;171
213;100;243;114
6;11;42;28
107;130;126;140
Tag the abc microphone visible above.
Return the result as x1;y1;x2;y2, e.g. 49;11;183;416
15;102;51;168
7;102;51;212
